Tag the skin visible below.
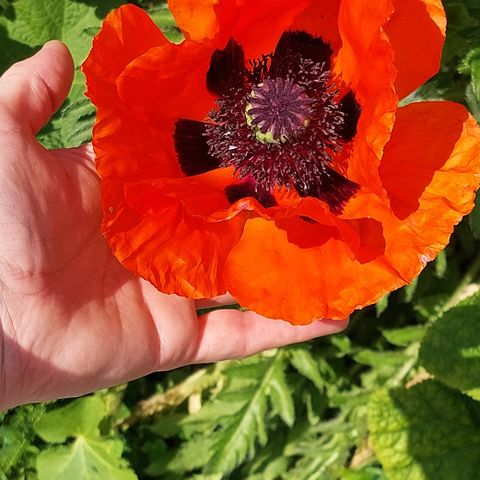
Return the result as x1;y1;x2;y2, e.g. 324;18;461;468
0;41;348;411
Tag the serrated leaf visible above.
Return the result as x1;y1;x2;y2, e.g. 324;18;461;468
402;277;418;302
413;293;450;321
36;437;137;480
204;353;290;475
330;335;354;356
419;295;480;400
284;429;352;480
267;364;295;427
368;381;480;480
240;432;288;480
339;466;387;480
35;396;105;443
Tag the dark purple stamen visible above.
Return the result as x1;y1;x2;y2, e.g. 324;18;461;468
205;50;359;212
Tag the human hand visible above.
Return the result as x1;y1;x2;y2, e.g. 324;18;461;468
0;42;348;410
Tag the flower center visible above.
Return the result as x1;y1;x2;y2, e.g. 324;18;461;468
245;78;312;144
198;33;362;213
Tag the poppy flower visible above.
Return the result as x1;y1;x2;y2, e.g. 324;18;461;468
83;1;480;325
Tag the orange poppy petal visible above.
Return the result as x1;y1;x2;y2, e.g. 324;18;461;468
84;2;480;326
224;216;399;324
82;4;168;108
334;0;398;194
102;172;246;299
167;0;219;41
116;40;215;123
93;109;181;190
386;0;446;99
377;101;480;279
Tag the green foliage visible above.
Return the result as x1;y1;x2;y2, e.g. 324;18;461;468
0;404;45;479
368;381;480;480
2;1;480;479
35;396;137;480
420;294;480;400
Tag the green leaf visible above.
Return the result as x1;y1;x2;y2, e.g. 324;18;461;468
368;380;480;480
375;294;389;317
0;404;44;478
460;47;480;100
434;250;448;278
283;427;353;480
204;353;292;475
239;432;288;480
353;350;407;368
419;295;480;400
288;346;326;391
35;396;105;443
37;79;96;148
381;325;426;347
36;437;137;480
34;397;136;480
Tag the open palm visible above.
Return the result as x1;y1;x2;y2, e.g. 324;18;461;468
0;42;347;410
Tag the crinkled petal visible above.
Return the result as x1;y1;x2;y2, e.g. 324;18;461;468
224;216;398;324
377;101;480;279
334;0;398;193
102;171;247;298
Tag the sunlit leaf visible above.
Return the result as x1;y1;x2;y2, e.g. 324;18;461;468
368;381;480;480
420;293;480;400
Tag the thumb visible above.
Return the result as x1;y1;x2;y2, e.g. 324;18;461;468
0;41;74;134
